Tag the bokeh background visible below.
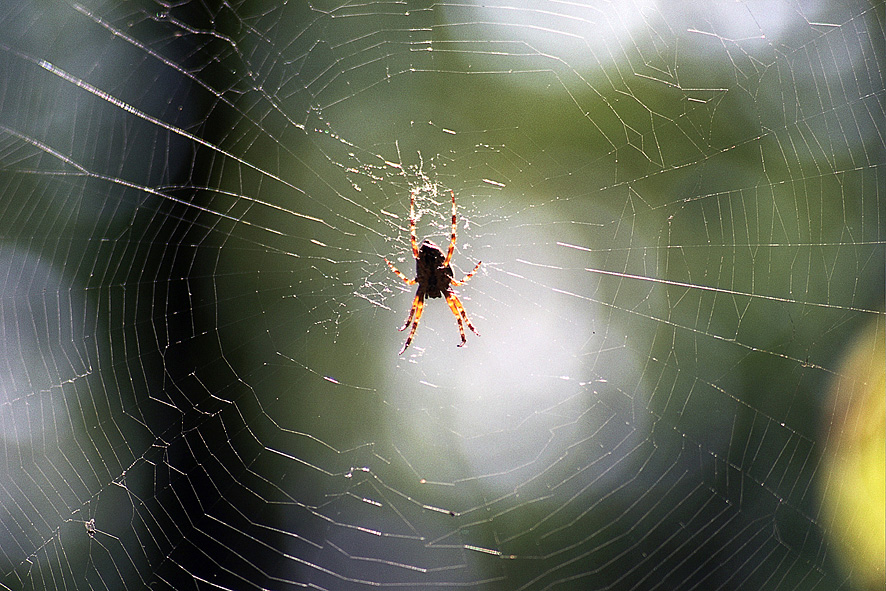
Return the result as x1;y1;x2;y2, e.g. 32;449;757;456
0;0;883;589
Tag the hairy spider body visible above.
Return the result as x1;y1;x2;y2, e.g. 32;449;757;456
385;190;480;355
415;240;451;298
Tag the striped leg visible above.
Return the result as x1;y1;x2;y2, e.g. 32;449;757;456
451;292;479;337
450;261;481;286
398;292;421;331
399;296;425;355
409;188;419;258
445;292;479;346
445;293;467;347
444;189;457;265
385;258;417;285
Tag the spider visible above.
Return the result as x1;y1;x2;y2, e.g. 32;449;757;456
385;189;481;355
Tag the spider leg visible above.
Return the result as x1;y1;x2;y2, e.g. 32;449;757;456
409;188;419;259
444;189;457;266
444;293;466;347
445;291;479;347
451;293;480;337
385;258;417;285
399;295;425;355
398;292;421;331
450;260;481;286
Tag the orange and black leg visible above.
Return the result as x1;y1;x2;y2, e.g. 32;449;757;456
409;188;419;258
445;292;479;346
444;189;458;266
385;258;417;286
399;295;425;354
451;261;481;286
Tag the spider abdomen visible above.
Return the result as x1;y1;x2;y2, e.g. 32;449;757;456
424;267;452;298
416;239;452;298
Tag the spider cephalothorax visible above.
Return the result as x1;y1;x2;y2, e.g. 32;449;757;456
385;190;480;354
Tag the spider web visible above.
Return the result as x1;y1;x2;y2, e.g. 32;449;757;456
0;0;883;589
